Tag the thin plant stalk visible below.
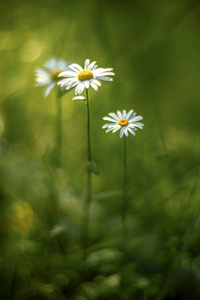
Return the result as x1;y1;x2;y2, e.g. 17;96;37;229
82;88;92;245
86;88;92;216
54;87;63;219
86;88;92;163
122;136;127;246
120;137;129;292
56;88;63;173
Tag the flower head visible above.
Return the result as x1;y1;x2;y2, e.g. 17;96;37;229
58;59;115;95
102;110;144;138
35;58;70;97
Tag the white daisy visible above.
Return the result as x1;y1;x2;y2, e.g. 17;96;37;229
35;58;70;97
102;110;144;138
58;58;115;95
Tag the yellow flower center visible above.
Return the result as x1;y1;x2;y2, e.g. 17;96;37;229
77;69;94;81
51;70;62;81
118;119;129;126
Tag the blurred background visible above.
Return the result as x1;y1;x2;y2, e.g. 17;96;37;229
1;0;200;299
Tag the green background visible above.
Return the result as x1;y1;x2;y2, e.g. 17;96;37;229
1;0;200;299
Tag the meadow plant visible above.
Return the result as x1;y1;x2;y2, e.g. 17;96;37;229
102;110;144;246
2;2;200;299
34;56;146;296
35;58;71;218
35;58;70;98
35;58;71;171
58;58;115;243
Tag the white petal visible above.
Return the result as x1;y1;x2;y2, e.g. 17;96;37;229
124;128;129;137
94;67;114;73
116;111;122;119
107;123;118;127
69;63;83;72
119;127;125;138
57;78;68;86
128;112;136;120
75;84;80;95
84;59;90;69
103;116;117;122
66;80;79;90
94;71;115;76
58;78;77;87
129;123;144;129
57;59;69;70
78;83;85;94
44;83;55;97
91;64;98;71
108;113;119;121
68;65;80;73
72;95;86;100
35;69;51;85
59;71;77;77
85;81;90;89
95;76;113;82
106;127;114;133
122;110;126;118
44;58;57;71
134;122;144;127
36;77;51;86
75;82;85;95
127;127;136;136
35;68;49;76
112;125;121;133
126;110;134;120
92;79;101;87
80;82;87;94
102;124;109;129
88;61;97;70
129;115;143;122
90;82;98;91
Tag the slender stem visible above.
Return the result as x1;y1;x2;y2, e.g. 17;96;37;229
122;137;127;245
54;88;63;219
82;88;92;245
86;88;92;162
56;88;63;170
122;137;127;220
86;88;92;205
120;137;128;292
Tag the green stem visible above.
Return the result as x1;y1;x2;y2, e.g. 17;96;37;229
86;88;92;162
54;88;63;219
86;88;92;205
122;137;127;245
82;88;92;245
56;88;63;170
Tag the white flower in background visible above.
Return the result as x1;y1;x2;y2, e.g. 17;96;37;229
102;110;144;138
35;58;69;97
58;58;115;95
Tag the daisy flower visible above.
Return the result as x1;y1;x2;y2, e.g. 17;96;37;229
102;110;144;138
35;58;70;97
58;58;115;95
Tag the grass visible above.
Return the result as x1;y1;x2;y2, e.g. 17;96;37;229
1;0;200;299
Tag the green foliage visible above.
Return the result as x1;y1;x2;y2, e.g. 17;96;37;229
1;0;200;299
